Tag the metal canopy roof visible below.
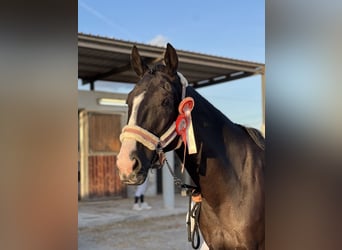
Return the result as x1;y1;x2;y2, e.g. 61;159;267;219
78;33;264;89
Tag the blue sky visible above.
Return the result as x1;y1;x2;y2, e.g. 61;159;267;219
78;0;265;129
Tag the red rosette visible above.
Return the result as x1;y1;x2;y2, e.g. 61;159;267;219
176;114;188;143
178;97;194;114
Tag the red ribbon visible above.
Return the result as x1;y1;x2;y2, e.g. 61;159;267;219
176;114;188;144
176;97;195;145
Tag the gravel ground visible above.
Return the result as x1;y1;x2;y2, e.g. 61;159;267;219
78;194;208;249
78;213;197;250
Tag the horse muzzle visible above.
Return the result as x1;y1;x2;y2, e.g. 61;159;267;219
117;152;148;185
119;172;146;185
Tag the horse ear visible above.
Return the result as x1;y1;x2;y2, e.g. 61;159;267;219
131;45;149;77
164;43;178;75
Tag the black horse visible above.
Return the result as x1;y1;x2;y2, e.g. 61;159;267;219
116;44;264;249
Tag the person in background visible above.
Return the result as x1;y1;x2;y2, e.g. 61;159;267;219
132;177;152;211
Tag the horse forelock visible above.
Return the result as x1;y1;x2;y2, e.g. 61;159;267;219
151;63;166;73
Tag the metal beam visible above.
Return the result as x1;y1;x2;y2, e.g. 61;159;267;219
87;63;132;83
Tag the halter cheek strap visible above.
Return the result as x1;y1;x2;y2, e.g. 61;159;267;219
177;71;188;99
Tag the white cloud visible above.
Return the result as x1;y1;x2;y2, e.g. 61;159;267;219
148;35;169;47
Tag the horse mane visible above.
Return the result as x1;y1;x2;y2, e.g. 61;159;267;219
184;86;265;152
237;124;265;150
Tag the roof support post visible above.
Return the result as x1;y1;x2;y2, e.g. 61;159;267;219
162;151;175;209
79;110;89;199
90;81;95;91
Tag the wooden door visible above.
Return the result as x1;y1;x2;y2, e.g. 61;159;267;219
87;112;126;198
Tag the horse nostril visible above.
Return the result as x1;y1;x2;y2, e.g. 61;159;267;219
131;154;141;172
132;158;139;171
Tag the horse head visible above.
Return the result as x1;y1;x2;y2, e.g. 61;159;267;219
116;43;184;184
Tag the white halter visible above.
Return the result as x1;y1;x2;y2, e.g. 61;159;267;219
119;72;188;151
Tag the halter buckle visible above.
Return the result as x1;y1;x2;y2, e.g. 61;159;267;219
156;143;166;166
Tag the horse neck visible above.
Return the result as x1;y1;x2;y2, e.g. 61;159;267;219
186;87;239;148
175;87;241;188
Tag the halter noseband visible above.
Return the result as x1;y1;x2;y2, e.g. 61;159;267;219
119;122;178;152
119;72;189;161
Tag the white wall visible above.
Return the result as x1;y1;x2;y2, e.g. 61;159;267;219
78;90;127;113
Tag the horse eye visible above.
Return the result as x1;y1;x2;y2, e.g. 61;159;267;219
163;82;172;92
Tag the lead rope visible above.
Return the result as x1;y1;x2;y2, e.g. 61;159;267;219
188;193;201;249
160;151;201;249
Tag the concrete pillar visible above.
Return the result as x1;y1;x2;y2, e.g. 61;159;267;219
162;151;175;209
79;110;89;199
